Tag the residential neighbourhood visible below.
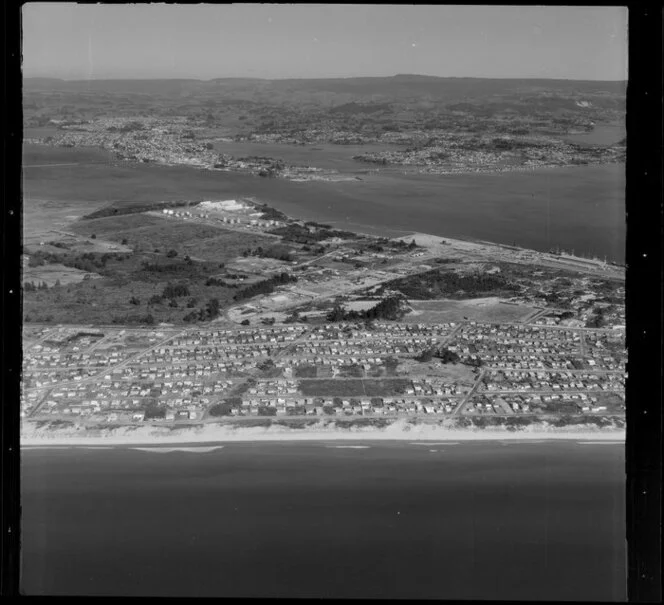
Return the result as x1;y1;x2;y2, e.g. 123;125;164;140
22;317;626;424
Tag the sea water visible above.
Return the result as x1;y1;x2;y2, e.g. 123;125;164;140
21;441;626;600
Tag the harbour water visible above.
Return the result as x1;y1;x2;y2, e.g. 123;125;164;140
22;144;625;262
21;441;626;600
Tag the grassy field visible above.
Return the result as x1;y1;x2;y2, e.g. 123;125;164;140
396;358;477;383
70;213;169;237
406;298;535;323
23;197;110;239
294;365;318;378
298;378;413;397
23;264;102;288
69;214;274;262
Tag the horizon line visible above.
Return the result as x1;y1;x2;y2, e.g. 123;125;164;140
23;74;628;84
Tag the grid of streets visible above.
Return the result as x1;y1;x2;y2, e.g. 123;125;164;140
22;317;625;424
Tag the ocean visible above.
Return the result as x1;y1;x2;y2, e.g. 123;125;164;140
20;441;626;599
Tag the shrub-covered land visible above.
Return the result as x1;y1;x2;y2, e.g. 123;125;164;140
378;268;519;299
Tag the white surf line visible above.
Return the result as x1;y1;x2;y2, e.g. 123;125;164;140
131;446;225;453
408;442;460;446
325;445;371;449
499;440;547;444
577;441;624;445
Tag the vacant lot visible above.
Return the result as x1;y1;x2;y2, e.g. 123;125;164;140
298;378;413;397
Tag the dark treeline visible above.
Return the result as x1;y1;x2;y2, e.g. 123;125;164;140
82;200;192;220
140;260;208;276
257;204;288;221
28;250;114;274
205;276;236;287
23;281;49;292
233;272;297;301
161;283;191;299
111;313;155;325
269;223;357;245
242;243;294;262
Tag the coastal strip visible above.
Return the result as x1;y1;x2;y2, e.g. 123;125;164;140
21;420;625;448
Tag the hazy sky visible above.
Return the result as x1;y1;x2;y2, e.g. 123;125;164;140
22;4;628;81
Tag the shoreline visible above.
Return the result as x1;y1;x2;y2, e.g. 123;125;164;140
21;419;625;447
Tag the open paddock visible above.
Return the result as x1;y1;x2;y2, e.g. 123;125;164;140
405;297;535;323
68;214;275;262
70;213;169;236
23;264;102;287
24;232;134;255
23;198;110;238
226;256;293;275
395;358;478;384
341;299;382;312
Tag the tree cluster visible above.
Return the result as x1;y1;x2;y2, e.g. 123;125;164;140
24;281;49;292
205;276;230;287
141;261;191;275
29;250;114;274
415;347;460;364
183;298;221;323
242;244;294;262
143;402;166;420
269;224;356;245
387;268;518;300
586;306;607;328
258;204;288;221
233;272;298;301
326;295;406;322
161;283;191;299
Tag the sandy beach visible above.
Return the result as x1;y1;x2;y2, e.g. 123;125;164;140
21;419;625;447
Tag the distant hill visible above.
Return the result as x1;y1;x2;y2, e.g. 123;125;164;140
23;74;626;100
22;74;625;128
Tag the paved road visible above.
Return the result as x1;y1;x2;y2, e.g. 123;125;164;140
453;369;486;416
